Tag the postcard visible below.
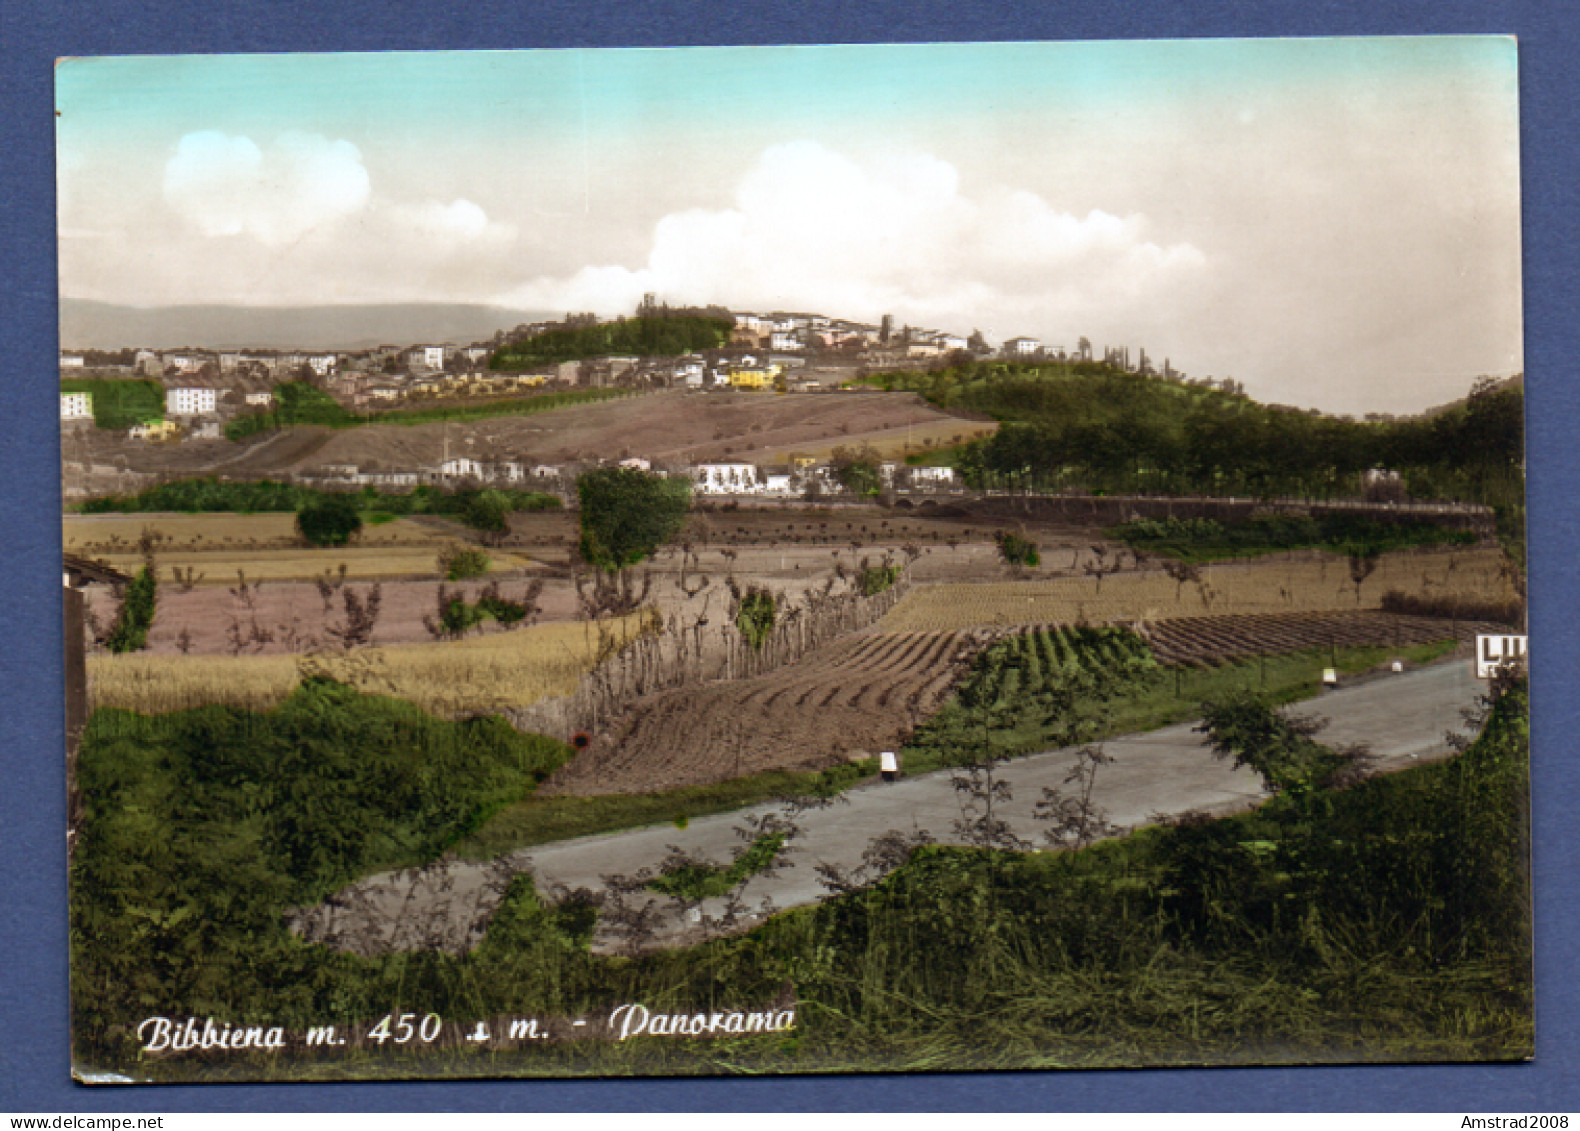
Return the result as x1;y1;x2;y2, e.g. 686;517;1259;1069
57;37;1529;1083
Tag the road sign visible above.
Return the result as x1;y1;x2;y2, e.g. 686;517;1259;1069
1475;633;1528;678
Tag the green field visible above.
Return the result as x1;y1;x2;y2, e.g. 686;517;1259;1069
60;377;165;429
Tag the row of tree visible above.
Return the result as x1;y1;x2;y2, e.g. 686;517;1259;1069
878;362;1523;505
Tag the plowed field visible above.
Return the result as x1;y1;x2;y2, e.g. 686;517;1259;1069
1135;610;1511;666
542;630;985;796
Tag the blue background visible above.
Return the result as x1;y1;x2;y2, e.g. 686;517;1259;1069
3;0;1575;1113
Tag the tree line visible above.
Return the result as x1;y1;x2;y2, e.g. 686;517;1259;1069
872;362;1522;506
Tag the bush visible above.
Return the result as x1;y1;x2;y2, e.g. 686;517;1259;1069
462;490;512;536
735;588;776;650
857;563;902;596
439;546;491;581
996;530;1040;569
295;495;363;547
104;565;157;654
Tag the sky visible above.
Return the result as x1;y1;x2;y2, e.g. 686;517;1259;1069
54;38;1523;415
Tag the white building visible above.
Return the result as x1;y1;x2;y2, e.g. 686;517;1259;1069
414;346;447;370
692;462;761;494
244;390;274;407
308;354;338;377
909;465;958;488
60;392;92;420
437;457;485;480
166;387;217;416
532;465;563;481
60;355;85;369
763;473;794;495
1004;337;1041;356
770;331;803;352
618;457;652;471
464;347;491;363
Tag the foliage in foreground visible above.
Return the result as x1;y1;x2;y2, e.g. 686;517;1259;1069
72;675;1529;1078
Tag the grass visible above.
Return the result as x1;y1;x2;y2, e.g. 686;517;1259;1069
86;616;647;717
71;677;1530;1080
227;386;636;439
60;377;165;429
65;512;534;583
881;546;1516;632
454;761;873;859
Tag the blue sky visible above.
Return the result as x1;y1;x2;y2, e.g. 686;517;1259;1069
55;38;1521;413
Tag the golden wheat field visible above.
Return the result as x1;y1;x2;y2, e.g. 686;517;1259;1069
64;513;532;582
86;615;647;717
879;546;1518;633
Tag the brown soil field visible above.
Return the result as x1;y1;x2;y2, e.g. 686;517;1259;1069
70;389;992;478
1135;610;1513;666
81;574;576;656
880;545;1517;632
86;615;645;717
542;629;987;796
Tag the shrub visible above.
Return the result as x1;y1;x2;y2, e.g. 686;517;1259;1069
857;563;902;596
440;545;492;581
295;495;363;547
462;490;512;536
104;565;157;654
996;530;1040;569
735;588;776;650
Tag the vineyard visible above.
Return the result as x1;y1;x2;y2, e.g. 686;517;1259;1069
904;625;1156;770
541;629;985;797
1136;610;1512;667
880;546;1517;633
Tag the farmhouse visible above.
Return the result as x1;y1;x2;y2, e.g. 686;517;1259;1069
436;457;486;481
693;462;761;494
60;392;93;421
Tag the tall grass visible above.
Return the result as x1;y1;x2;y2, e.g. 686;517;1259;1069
73;679;1530;1081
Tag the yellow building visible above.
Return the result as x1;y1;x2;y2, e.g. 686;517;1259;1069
128;419;180;442
727;366;779;390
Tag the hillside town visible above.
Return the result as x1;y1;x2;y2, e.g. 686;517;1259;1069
59;306;1194;499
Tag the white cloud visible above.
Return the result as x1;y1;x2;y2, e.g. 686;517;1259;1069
163;129;371;245
385;197;516;245
496;140;1206;337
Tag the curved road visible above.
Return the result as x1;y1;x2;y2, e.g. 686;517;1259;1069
290;659;1483;955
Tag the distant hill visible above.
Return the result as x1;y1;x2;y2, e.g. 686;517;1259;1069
59;299;556;352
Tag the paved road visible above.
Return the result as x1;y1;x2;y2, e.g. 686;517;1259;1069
290;660;1482;956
